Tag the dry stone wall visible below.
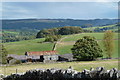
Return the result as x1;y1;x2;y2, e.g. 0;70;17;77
3;67;120;80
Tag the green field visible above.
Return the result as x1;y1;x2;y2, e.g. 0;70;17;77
3;30;19;34
3;33;119;58
56;33;118;58
1;33;119;75
62;33;118;41
83;24;118;31
0;59;118;75
4;38;54;55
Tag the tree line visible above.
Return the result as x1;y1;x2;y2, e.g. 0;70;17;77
36;26;87;42
2;29;37;43
36;26;84;38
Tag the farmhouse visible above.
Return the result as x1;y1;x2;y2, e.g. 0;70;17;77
25;51;59;63
7;51;74;63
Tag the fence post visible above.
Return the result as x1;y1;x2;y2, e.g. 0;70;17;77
16;69;17;74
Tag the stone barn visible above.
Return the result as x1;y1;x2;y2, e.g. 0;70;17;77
25;51;58;63
58;53;74;62
7;54;27;63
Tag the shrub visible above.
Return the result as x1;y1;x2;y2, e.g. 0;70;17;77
9;59;21;64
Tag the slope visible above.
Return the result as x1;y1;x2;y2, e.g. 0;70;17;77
56;33;119;58
3;33;119;58
3;38;54;55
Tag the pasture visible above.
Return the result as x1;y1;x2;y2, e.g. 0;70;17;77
2;30;19;34
61;33;118;41
3;33;119;58
83;24;118;31
0;59;118;75
1;32;119;76
56;33;118;58
4;38;54;55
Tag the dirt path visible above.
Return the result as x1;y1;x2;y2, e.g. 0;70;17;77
54;33;83;49
53;36;69;50
53;33;119;50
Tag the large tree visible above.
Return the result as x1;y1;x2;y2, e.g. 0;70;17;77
103;30;114;58
71;36;103;61
0;45;8;64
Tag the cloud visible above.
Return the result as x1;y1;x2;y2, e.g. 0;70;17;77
2;0;120;2
1;2;118;19
95;0;119;2
2;2;38;19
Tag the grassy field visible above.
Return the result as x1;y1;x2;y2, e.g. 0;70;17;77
0;59;118;75
56;40;118;57
3;33;119;58
56;33;118;58
83;24;118;31
62;33;118;42
4;38;54;55
1;33;119;76
3;30;19;34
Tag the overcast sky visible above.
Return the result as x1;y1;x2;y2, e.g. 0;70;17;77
2;2;118;19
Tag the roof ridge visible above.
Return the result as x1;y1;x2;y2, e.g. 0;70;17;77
26;50;58;56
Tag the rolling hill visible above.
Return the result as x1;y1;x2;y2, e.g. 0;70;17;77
2;19;118;30
3;33;119;58
84;24;118;32
3;38;54;55
1;18;119;43
56;33;118;58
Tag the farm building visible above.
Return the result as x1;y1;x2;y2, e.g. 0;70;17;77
7;54;27;63
58;53;74;61
25;51;59;63
7;51;74;63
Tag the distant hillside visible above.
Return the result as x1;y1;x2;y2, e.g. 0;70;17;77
2;19;118;30
84;24;118;32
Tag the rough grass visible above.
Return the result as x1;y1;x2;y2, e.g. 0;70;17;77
0;59;118;75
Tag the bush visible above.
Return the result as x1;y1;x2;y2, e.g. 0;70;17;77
9;59;21;64
44;35;61;42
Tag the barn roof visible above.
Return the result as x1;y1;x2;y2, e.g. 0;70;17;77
26;51;58;56
7;54;41;60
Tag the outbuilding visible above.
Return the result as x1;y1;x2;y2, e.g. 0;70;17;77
25;51;58;63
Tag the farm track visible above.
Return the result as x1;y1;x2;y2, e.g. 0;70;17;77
57;39;119;46
53;36;69;50
55;32;119;49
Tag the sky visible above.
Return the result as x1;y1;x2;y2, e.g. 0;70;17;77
1;2;118;19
